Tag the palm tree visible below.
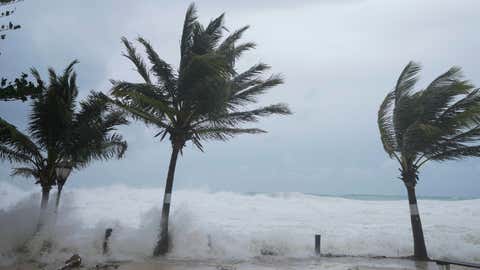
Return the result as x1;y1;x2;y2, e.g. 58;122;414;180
378;61;480;259
0;61;127;229
110;3;291;255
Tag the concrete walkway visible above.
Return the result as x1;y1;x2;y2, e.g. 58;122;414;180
117;257;442;270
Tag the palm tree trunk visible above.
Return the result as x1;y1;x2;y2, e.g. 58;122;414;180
55;183;64;213
153;142;181;256
405;185;428;260
36;185;51;232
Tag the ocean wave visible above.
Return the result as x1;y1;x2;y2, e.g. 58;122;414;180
0;182;479;265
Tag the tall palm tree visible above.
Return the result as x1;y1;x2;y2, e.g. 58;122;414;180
378;61;480;259
110;3;291;255
0;61;127;228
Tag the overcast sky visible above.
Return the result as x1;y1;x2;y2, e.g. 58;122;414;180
1;0;480;196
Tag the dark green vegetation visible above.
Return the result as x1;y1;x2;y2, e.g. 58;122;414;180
0;61;128;228
378;61;480;259
0;73;42;101
110;3;291;255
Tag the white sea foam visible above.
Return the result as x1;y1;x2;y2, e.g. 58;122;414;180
0;182;479;265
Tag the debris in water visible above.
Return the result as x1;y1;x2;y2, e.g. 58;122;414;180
56;254;82;270
93;263;120;270
260;248;278;256
216;265;236;270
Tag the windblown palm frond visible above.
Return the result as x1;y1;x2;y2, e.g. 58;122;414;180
137;37;177;93
11;166;39;178
29;60;79;151
121;37;152;84
66;92;128;168
179;3;198;72
0;117;42;164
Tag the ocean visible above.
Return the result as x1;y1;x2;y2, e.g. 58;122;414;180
0;182;479;266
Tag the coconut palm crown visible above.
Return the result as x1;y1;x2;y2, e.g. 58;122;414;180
110;3;291;255
378;61;480;259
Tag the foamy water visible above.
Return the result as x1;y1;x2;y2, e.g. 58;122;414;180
0;182;479;265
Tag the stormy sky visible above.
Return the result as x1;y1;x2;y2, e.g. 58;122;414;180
1;0;480;196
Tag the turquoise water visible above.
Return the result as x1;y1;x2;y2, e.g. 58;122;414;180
338;194;480;201
243;192;480;201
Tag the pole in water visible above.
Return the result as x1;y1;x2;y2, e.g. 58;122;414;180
315;234;321;255
103;228;113;255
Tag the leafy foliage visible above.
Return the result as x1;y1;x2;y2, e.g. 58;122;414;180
111;3;290;151
378;61;480;185
0;73;42;101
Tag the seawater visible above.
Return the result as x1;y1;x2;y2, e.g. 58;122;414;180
0;182;479;265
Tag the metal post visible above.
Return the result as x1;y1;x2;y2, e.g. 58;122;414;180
315;234;321;255
103;228;113;255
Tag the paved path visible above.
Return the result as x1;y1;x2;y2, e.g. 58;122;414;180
117;257;441;270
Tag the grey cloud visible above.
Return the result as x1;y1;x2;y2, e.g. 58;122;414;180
1;0;480;196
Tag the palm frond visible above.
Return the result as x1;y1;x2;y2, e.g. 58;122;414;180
111;84;175;122
430;145;480;161
110;80;168;101
204;13;225;49
10;166;38;178
394;61;421;104
419;67;472;122
229;74;283;108
29;68;45;89
110;98;171;129
0;145;35;163
232;63;270;88
29;61;78;150
137;37;177;93
62;60;79;79
121;37;152;84
201;103;291;126
218;26;249;52
0;117;41;163
378;90;397;156
179;3;198;70
195;126;265;141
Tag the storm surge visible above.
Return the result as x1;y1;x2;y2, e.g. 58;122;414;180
0;183;479;265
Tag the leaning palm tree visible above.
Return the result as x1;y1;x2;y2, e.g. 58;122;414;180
378;61;480;259
110;3;291;255
0;61;127;229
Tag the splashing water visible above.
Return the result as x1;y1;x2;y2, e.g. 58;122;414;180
0;182;479;266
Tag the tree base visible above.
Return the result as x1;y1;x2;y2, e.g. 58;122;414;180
412;254;430;261
153;235;169;256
